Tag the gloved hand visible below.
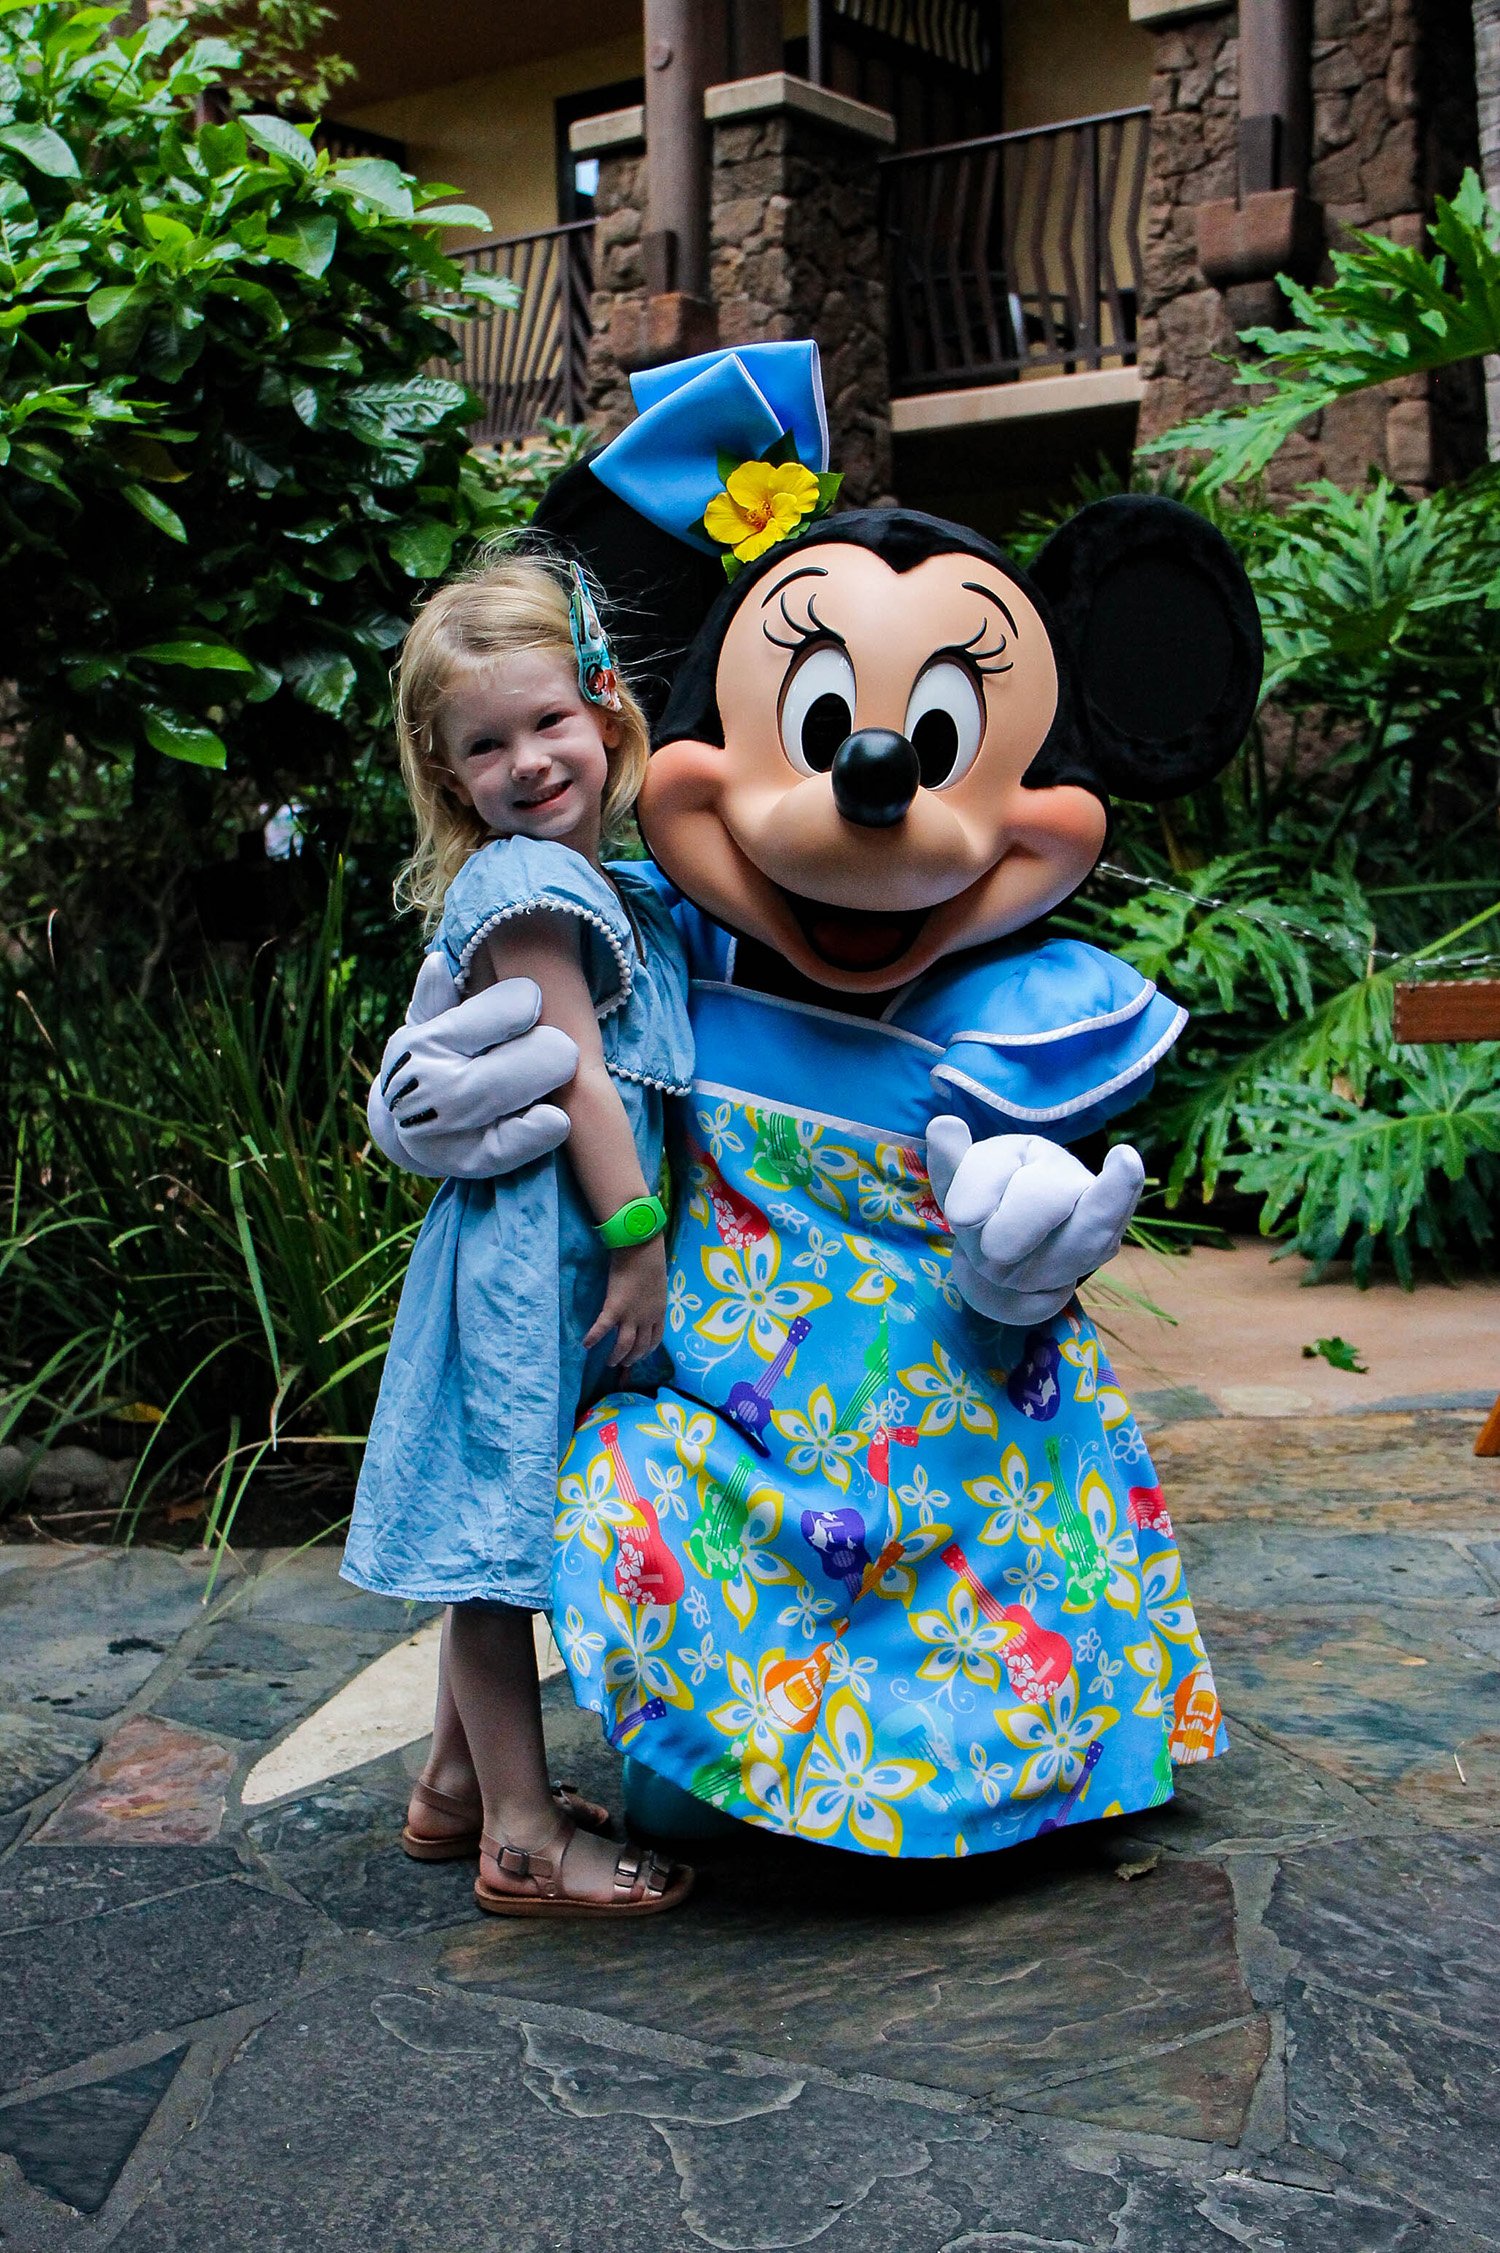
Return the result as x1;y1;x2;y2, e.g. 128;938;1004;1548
367;953;579;1180
925;1115;1145;1326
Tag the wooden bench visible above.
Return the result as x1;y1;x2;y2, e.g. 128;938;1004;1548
1393;979;1500;1457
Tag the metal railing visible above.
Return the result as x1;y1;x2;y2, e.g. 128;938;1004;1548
881;107;1150;394
448;221;595;445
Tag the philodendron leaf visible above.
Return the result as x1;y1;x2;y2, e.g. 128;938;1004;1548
141;707;227;768
387;517;455;577
418;202;491;228
265;210;337;279
134;639;254;672
0;122;80;179
242;113;319;175
120;482;188;542
283;646;358;714
458;269;521;311
333;158;414;220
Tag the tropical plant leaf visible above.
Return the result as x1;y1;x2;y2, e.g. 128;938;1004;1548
1143;171;1500;486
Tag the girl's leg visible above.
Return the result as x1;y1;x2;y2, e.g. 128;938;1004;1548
446;1600;644;1901
406;1609;482;1846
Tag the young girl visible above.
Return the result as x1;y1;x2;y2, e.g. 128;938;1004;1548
342;555;696;1917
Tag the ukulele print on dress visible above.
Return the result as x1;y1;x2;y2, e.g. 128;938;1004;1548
940;1542;1074;1701
720;1315;812;1455
601;1418;684;1607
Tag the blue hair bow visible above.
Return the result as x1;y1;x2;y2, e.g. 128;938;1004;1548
590;342;831;555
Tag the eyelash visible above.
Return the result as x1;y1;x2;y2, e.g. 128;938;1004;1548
764;601;1011;675
764;588;843;653
951;619;1013;676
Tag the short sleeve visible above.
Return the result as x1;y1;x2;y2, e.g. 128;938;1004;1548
900;938;1186;1144
436;838;636;1017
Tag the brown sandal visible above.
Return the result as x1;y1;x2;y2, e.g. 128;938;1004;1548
473;1829;694;1918
400;1778;612;1862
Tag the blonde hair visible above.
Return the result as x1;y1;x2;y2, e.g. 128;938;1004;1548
392;551;651;929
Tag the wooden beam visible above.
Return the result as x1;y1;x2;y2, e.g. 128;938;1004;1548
1393;979;1500;1044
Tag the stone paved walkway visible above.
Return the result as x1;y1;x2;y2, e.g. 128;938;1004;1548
2;1398;1499;2249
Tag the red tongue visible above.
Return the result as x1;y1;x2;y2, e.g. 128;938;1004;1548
810;914;903;968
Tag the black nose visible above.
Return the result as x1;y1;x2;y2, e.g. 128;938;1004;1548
830;730;920;828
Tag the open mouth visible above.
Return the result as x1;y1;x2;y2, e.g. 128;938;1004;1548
514;778;570;811
777;885;929;973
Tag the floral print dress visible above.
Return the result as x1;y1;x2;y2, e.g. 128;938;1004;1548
554;898;1228;1858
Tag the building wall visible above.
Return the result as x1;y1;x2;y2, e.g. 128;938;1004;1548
339;33;643;247
1136;0;1482;492
1000;0;1154;131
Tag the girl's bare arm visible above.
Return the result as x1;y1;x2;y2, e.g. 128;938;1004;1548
477;912;665;1362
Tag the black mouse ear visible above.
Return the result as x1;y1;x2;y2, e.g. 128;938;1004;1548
529;457;726;729
1027;494;1263;801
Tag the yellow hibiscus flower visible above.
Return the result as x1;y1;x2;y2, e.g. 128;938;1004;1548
703;459;821;563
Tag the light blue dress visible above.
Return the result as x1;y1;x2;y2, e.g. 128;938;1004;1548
342;839;694;1609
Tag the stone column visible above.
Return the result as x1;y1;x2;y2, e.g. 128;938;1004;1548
571;106;648;445
706;73;897;507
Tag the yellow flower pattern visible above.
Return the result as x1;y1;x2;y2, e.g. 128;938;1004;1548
554;1087;1226;1859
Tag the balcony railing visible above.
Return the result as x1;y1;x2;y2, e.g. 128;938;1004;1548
447;221;595;445
881;107;1150;395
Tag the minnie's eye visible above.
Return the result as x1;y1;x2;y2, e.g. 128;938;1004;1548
904;660;984;789
780;643;856;775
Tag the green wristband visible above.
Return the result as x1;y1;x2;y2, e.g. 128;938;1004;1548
597;1192;668;1250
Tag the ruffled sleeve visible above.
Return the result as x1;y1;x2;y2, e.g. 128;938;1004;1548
898;937;1186;1145
436;838;637;1018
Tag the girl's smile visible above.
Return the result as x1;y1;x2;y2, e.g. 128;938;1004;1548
439;648;619;859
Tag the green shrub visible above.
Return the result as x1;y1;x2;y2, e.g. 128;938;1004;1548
0;3;518;803
1;871;428;1532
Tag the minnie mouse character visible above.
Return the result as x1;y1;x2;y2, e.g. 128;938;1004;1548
371;343;1260;1857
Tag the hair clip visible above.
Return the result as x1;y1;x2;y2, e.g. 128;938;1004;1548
568;562;623;713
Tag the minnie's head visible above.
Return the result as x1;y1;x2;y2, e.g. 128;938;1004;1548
533;349;1262;993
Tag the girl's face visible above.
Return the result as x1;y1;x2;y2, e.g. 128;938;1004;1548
438;648;618;854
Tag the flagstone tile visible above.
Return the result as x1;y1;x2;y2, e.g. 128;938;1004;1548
149;1619;391;1743
1193;1604;1500;1798
1107;2155;1450;2249
1177;1523;1495;1609
1269;1832;1500;2042
1011;2013;1271;2144
233;1547;437;1633
1284;1977;1500;2237
0;2045;184;2215
100;1976;1119;2253
245;1779;481;1934
0;1551;215;1720
1119;1718;1383;1855
442;1839;1261;2113
0;1846;320;2092
0;1706;101;1817
1151;1412;1500;1534
37;1716;233;1846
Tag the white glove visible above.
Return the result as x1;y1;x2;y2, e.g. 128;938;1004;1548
367;953;578;1181
925;1115;1145;1326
